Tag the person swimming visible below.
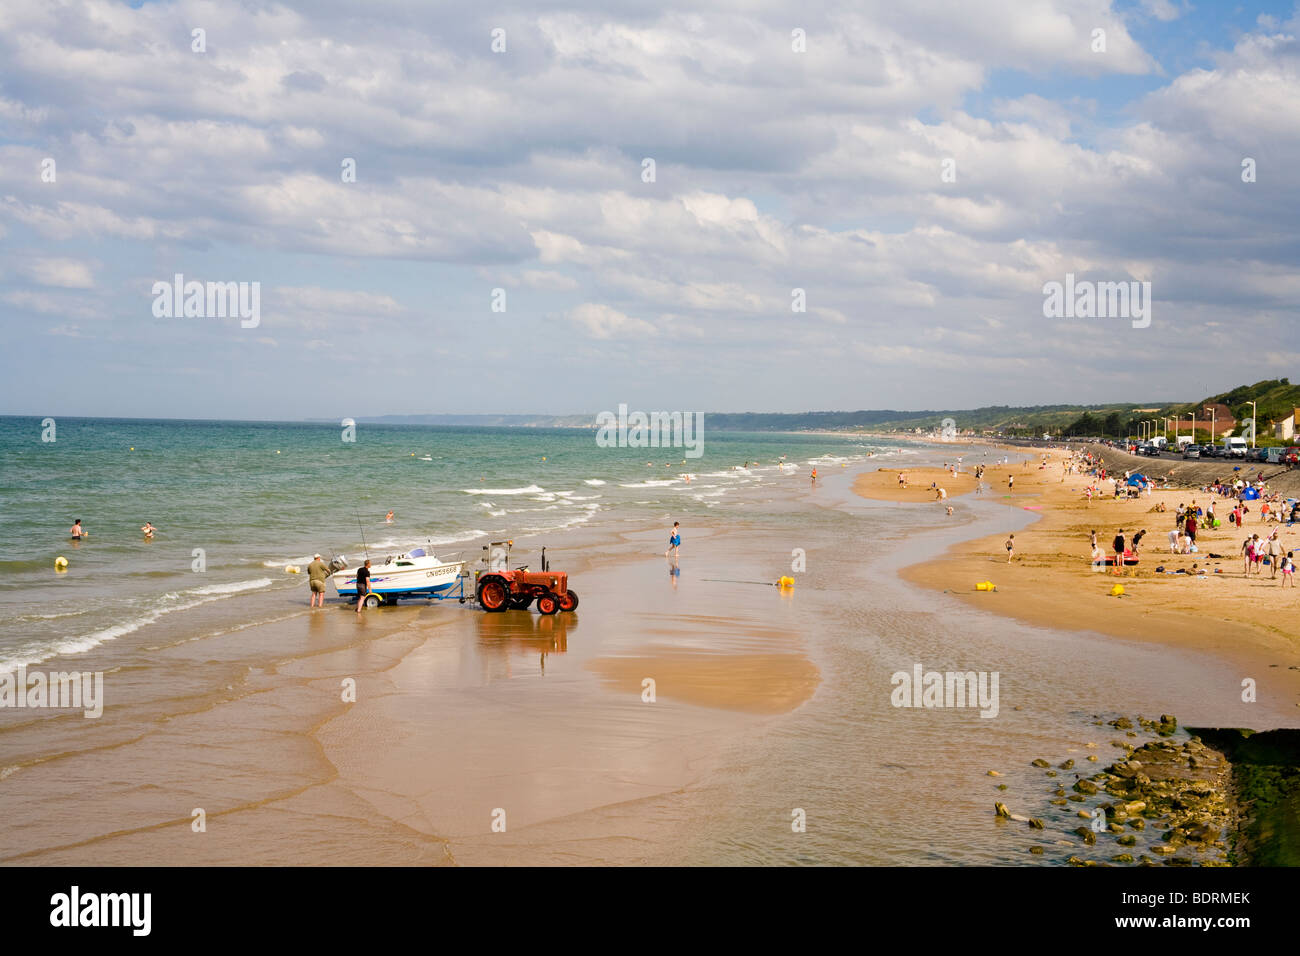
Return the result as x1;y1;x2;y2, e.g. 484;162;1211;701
385;510;394;523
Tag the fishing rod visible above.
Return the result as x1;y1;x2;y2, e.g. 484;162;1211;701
354;508;370;561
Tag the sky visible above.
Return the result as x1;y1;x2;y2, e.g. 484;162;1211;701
1;0;1298;419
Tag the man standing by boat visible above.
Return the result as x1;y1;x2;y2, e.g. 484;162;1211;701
355;558;373;614
307;553;330;608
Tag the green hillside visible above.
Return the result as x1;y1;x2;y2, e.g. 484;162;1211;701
1167;379;1300;432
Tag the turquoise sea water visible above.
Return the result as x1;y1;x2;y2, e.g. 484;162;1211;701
0;416;900;669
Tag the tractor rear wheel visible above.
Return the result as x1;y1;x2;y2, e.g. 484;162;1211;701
477;577;510;612
537;594;559;615
558;589;579;612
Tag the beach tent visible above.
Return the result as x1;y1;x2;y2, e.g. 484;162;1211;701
1241;486;1260;500
1126;473;1147;486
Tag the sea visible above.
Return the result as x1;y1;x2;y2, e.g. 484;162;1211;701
0;416;898;671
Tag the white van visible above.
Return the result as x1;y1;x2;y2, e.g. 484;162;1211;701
1224;436;1248;458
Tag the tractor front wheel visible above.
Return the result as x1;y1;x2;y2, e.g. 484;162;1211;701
537;594;559;615
478;577;510;612
558;589;579;612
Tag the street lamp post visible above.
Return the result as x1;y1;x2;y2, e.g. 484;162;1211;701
1209;406;1216;448
1248;400;1257;448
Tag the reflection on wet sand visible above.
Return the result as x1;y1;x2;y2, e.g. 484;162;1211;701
475;610;576;679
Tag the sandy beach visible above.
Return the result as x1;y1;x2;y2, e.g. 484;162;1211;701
855;448;1300;710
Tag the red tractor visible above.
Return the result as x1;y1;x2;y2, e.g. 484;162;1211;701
475;541;579;615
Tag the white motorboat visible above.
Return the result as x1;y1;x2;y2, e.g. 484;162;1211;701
331;547;468;605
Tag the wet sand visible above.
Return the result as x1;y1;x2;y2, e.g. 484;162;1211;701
0;520;823;866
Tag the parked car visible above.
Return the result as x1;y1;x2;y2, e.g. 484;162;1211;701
1246;447;1269;462
1201;443;1223;458
1182;444;1201;459
1282;446;1300;466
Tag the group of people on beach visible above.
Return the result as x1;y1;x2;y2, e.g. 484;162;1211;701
1087;527;1147;572
1239;532;1293;582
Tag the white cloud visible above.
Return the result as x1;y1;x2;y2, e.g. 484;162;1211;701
565;302;656;339
22;257;95;288
1140;0;1184;23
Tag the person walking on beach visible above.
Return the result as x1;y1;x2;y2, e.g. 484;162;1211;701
1008;474;1014;491
1281;552;1295;587
355;558;373;614
1267;532;1283;579
810;467;818;486
1185;513;1198;549
1089;530;1097;552
1131;529;1146;555
665;521;681;558
1005;534;1015;563
307;553;330;608
1241;536;1256;576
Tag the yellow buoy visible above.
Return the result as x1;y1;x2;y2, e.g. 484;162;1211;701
54;556;68;571
286;564;301;574
777;576;795;588
975;581;996;591
130;447;134;451
1110;584;1125;597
